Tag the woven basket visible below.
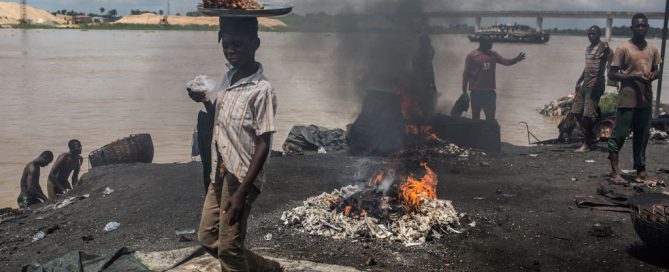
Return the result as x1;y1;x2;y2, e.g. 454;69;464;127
630;194;669;251
89;134;154;168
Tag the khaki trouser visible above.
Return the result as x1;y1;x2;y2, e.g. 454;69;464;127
197;164;279;272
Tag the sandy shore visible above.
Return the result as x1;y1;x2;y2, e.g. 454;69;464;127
1;142;669;271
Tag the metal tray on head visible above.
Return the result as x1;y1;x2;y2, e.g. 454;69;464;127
198;4;292;17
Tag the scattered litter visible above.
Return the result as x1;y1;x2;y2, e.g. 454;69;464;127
264;233;273;241
175;229;195;236
317;146;327;154
501;194;516;198
571;177;578;182
589;223;613;238
540;94;574;117
365;257;377;266
584;160;596;164
103;187;115;196
104;222;121;232
528;154;539;157
473;197;485;200
621;169;636;174
81;235;94;242
32;231;46;242
45;224;59;234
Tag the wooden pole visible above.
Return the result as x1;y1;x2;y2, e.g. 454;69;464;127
655;0;669;117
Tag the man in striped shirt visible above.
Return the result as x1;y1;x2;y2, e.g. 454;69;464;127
571;25;611;152
188;17;280;271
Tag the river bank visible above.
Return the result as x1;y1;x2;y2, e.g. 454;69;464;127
1;142;668;271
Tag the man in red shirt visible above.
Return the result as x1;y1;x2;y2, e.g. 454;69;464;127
462;35;525;120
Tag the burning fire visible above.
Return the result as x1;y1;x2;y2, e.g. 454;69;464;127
399;163;438;211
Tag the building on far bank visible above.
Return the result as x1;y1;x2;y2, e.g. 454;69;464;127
54;14;73;24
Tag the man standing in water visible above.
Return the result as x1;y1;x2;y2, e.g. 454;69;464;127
47;139;83;198
188;17;281;271
571;25;612;152
462;34;526;121
18;151;53;208
608;13;661;185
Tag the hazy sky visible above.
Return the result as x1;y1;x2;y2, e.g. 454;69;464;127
6;0;666;28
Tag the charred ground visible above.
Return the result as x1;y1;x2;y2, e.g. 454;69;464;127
1;143;668;271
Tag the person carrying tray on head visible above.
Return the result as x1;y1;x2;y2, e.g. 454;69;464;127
187;16;281;271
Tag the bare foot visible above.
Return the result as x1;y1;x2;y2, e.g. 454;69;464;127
574;144;589;153
610;175;627;185
634;171;658;184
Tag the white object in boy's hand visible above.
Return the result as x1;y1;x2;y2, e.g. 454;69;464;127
186;75;217;102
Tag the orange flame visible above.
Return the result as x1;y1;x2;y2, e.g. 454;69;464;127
368;170;386;187
343;205;352;216
399;163;438;211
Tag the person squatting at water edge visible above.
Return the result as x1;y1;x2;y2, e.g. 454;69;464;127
571;25;612;153
17;151;53;209
47;139;83;198
462;34;526;121
607;13;661;185
187;17;282;271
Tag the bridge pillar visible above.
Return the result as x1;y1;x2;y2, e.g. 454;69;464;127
536;16;543;32
606;16;613;41
475;17;481;32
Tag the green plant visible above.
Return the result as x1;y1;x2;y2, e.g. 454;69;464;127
599;92;619;114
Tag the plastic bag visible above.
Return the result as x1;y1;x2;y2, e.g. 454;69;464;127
104;222;121;232
186;75;217;102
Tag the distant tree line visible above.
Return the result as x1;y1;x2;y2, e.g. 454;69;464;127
53;8;118;18
548;25;665;38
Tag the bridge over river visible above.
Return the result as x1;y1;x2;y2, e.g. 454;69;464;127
421;11;665;41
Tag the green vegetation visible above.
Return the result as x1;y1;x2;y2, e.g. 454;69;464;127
599;91;669;115
79;23;217;31
12;23;60;29
599;92;619;114
548;25;665;38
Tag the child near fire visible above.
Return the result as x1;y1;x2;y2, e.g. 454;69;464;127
187;17;281;271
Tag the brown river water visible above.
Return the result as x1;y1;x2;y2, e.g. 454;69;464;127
1;29;668;208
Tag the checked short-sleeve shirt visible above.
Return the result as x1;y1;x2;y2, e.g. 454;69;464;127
210;63;277;190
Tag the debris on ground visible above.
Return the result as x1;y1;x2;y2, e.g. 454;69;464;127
175;229;195;236
540;94;574;117
282;125;347;155
103;187;115;196
104;222;121;232
281;185;469;246
32;231;46;242
589;223;613;238
365;257;377;266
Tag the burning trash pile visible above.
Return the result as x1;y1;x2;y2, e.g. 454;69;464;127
540;93;574;117
281;162;472;246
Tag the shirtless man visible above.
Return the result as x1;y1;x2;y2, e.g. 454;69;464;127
47;139;83;198
18;151;53;208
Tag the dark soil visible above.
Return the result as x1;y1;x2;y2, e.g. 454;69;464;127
1;142;669;271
